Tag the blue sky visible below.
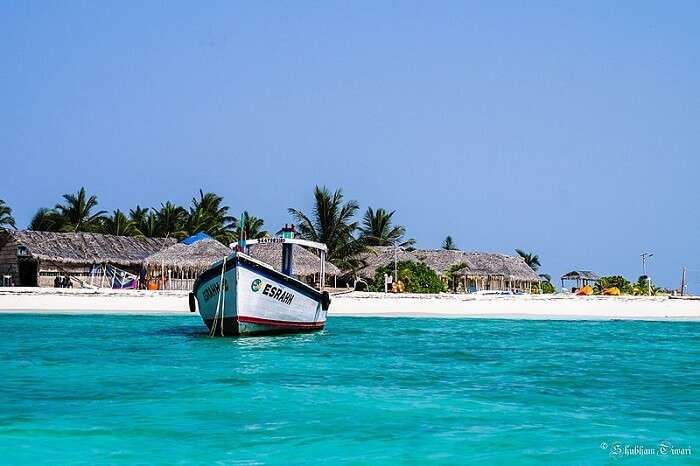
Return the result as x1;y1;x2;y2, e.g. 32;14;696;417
1;1;699;289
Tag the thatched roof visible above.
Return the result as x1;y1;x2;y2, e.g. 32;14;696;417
456;252;540;281
561;270;600;281
143;238;232;271
413;249;469;275
1;230;175;267
351;246;420;279
247;243;340;276
412;249;539;281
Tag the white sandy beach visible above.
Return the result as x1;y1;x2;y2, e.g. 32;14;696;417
1;288;699;320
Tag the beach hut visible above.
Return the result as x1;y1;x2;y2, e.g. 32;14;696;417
413;249;469;277
349;246;420;281
142;238;233;290
412;249;540;293
454;252;540;293
560;271;600;290
246;242;341;288
0;230;174;287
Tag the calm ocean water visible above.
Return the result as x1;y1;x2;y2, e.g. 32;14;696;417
0;315;698;465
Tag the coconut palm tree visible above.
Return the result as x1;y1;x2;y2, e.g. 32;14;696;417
129;206;149;227
358;207;414;247
0;200;16;230
29;207;63;231
515;249;541;272
188;190;236;242
442;235;457;250
155;201;188;238
54;187;107;232
101;210;141;236
288;186;364;268
139;211;159;238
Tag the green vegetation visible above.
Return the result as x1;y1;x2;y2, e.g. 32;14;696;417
358;207;413;247
26;187;260;243
631;275;663;296
54;187;107;232
515;249;541;272
0;200;16;230
102;210;140;236
442;236;457;250
540;281;556;294
445;262;468;292
17;185;418;271
370;261;444;293
288;186;367;269
594;276;633;294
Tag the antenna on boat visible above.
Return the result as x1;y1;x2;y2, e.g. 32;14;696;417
237;212;247;252
281;224;295;276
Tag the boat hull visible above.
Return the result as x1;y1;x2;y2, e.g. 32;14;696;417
193;253;329;336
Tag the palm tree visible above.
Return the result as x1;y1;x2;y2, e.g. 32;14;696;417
358;207;414;247
129;206;149;227
140;211;159;237
516;249;541;272
155;201;187;238
188;190;236;242
442;236;457;250
0;200;16;230
29;208;63;231
237;211;268;240
288;186;364;268
54;187;107;232
101;210;141;236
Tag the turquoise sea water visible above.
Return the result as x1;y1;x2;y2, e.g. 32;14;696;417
0;315;698;465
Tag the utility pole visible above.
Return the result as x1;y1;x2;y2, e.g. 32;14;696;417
641;252;654;296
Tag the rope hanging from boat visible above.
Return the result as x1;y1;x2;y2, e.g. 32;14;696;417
209;255;227;337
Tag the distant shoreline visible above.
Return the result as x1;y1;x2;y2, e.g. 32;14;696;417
0;288;699;321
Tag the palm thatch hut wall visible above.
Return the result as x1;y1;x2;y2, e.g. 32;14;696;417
247;243;341;287
412;249;539;293
143;239;233;290
350;246;420;280
0;230;175;287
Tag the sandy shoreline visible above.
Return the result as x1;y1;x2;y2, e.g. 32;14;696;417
1;288;699;321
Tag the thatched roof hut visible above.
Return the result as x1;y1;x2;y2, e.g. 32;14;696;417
455;252;540;281
143;238;232;272
413;249;469;275
561;270;599;281
561;270;599;288
412;249;539;282
0;230;175;268
351;246;420;279
247;243;340;276
0;230;175;287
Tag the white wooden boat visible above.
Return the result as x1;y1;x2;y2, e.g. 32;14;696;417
189;236;331;336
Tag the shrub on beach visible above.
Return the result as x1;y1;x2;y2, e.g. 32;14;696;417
631;275;663;296
370;261;444;293
540;281;556;294
594;276;633;295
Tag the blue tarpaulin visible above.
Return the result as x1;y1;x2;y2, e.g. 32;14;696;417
181;232;212;245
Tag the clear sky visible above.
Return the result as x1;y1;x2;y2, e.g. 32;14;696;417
1;1;698;289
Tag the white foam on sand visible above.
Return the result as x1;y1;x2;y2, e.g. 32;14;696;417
1;288;699;320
